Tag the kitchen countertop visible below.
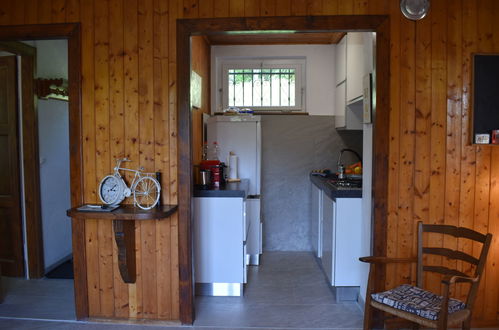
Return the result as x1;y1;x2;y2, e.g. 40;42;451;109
310;174;362;199
193;179;250;198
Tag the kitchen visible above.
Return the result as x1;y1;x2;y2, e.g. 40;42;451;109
190;31;376;311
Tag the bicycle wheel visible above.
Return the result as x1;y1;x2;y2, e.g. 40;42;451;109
133;176;161;210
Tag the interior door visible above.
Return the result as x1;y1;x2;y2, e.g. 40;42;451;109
0;56;24;276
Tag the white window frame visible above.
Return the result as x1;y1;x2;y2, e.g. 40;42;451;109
218;59;306;112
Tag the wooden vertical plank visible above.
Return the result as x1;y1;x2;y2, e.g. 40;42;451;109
229;0;244;17
155;0;172;317
385;0;401;291
65;0;80;22
138;0;158;319
51;0;66;22
168;0;180;321
290;0;306;16
199;0;214;18
338;0;354;15
170;213;180;319
260;0;276;16
0;2;12;25
427;0;447;295
275;0;291;16
395;13;416;286
85;219;101;316
182;0;199;18
367;0;388;15
108;0;128;318
413;0;432;285
24;0;39;24
306;0;322;15
443;0;462;292
12;1;25;24
244;0;260;17
473;0;493;321
37;0;52;24
353;0;368;15
322;0;338;15
458;0;477;304
94;0;114;317
214;0;229;17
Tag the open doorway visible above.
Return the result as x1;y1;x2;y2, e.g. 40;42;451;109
177;16;390;324
0;23;85;320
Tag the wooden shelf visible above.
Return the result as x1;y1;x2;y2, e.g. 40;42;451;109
67;204;178;284
67;204;178;220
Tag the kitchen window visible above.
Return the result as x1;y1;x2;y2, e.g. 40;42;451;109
219;59;305;112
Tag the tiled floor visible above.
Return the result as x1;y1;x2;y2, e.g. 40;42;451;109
0;252;361;329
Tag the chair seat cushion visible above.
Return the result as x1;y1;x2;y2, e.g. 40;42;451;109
371;284;466;321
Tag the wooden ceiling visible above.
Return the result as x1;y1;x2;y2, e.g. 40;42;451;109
205;32;346;45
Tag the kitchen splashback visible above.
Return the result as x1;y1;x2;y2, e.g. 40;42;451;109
261;115;362;252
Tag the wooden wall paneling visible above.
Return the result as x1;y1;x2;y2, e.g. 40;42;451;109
52;0;66;23
275;0;291;16
385;0;401;291
24;0;39;24
79;0;100;317
109;0;129;318
183;0;199;18
213;0;229;17
427;0;447;295
138;0;156;318
94;0;114;317
153;0;172;318
413;0;432;289
168;0;180;321
290;0;306;16
229;0;244;17
444;0;462;296
396;14;416;286
37;0;52;24
338;0;354;15
199;0;214;18
458;0;478;304
306;0;322;16
260;0;276;16
154;1;174;319
0;2;11;25
12;1;25;25
322;0;338;15
65;0;80;23
353;0;368;15
123;0;140;317
486;1;499;322
244;0;260;17
479;0;498;322
473;0;494;321
368;0;388;15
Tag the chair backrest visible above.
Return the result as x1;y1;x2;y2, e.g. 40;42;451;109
416;221;492;308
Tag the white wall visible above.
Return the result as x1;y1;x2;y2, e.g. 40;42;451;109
359;32;375;305
211;44;336;116
26;39;72;271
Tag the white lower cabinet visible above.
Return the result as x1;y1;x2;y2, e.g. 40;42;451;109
310;183;323;259
193;197;247;295
321;194;362;287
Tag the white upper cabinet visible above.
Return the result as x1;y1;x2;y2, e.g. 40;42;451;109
346;32;365;104
335;35;347;85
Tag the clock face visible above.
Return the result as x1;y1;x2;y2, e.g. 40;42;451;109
99;176;122;205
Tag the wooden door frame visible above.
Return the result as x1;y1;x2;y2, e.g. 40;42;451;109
0;24;86;318
177;15;390;324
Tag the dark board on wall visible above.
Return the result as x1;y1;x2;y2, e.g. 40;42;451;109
473;54;499;142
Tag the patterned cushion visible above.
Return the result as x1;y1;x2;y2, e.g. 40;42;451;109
371;284;466;321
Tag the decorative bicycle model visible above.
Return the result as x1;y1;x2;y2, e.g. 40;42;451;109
98;158;161;210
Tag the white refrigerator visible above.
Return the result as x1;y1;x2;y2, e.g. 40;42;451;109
207;115;263;265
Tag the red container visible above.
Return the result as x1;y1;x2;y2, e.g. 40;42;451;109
492;130;499;144
200;160;225;186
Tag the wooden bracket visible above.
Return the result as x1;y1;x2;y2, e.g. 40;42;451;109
112;220;136;283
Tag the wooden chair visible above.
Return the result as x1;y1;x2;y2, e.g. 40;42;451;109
360;221;492;330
